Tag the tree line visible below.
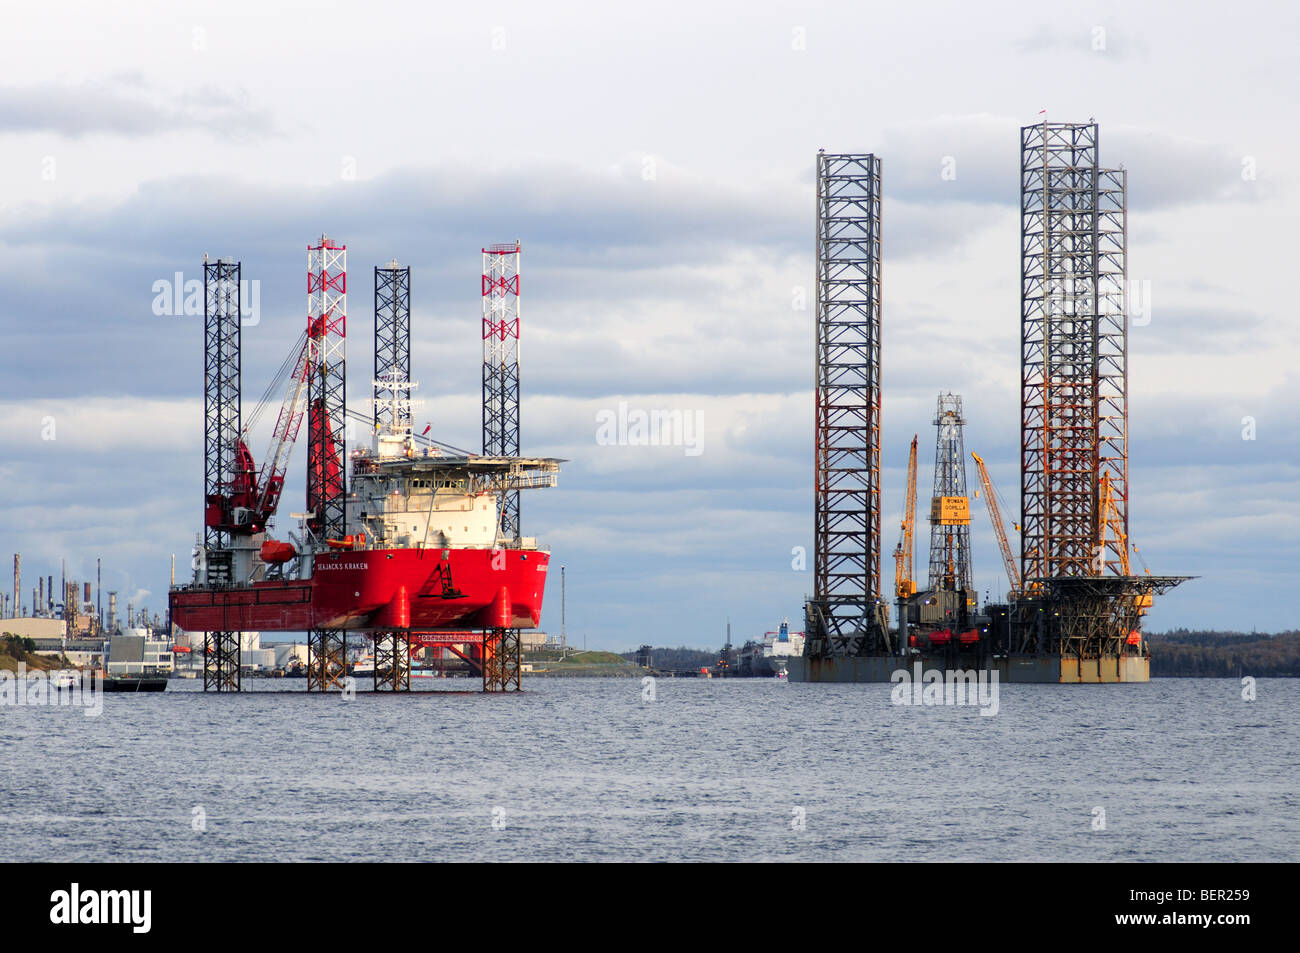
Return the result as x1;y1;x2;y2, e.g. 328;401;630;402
1146;630;1300;677
623;631;1300;677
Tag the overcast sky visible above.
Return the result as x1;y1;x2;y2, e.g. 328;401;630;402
1;0;1296;649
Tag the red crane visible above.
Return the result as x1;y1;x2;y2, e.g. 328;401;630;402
204;326;314;541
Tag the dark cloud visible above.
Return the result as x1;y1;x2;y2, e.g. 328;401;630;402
0;159;1008;404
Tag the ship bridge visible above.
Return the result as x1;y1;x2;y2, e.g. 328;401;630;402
347;452;562;551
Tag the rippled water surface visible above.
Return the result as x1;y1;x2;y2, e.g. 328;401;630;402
2;677;1295;861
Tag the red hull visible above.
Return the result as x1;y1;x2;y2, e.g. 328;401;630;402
169;548;549;633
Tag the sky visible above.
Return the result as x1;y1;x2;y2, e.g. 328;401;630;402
1;0;1296;650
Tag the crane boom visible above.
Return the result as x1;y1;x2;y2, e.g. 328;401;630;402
248;336;312;530
971;451;1022;598
893;435;918;598
1098;472;1153;614
1098;472;1130;574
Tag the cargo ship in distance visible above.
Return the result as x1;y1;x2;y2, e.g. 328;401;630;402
735;620;806;678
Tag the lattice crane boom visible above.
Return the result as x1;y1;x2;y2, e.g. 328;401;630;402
971;451;1022;598
893;435;918;598
247;335;311;531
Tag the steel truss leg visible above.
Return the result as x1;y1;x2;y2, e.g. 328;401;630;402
482;627;521;692
373;631;411;692
307;628;348;691
204;630;241;692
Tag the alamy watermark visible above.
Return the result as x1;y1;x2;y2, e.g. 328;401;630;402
890;662;999;716
595;401;703;457
49;883;151;933
0;664;103;717
152;272;261;325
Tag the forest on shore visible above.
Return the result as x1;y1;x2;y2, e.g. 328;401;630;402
624;631;1300;678
1145;630;1300;677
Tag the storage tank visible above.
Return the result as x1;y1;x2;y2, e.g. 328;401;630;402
246;648;276;670
274;643;309;668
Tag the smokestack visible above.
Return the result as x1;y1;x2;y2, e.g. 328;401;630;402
168;553;176;639
47;576;53;614
39;577;44;617
108;592;117;634
12;554;19;619
97;558;102;633
127;602;133;629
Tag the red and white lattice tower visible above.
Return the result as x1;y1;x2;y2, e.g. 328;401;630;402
482;241;521;542
306;235;347;542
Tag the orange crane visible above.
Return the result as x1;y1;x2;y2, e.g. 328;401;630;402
893;435;918;598
970;451;1023;598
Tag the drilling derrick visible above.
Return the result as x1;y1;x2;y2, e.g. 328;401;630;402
306;235;348;691
805;152;889;659
927;393;973;598
201;257;243;690
482;242;521;543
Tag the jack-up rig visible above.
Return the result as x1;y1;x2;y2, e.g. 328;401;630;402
794;121;1192;683
169;237;560;692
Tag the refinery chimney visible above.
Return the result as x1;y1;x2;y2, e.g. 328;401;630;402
12;554;19;618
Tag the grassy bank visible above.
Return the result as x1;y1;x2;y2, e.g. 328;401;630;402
523;649;643;678
0;634;61;673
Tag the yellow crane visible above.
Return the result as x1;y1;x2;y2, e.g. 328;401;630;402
893;435;918;598
970;451;1023;598
1098;472;1153;613
1098;472;1132;574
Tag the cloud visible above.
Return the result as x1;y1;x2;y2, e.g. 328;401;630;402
1012;22;1149;61
878;115;1264;210
0;155;1016;407
0;78;275;139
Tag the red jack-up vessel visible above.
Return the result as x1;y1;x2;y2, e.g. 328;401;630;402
169;239;558;690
